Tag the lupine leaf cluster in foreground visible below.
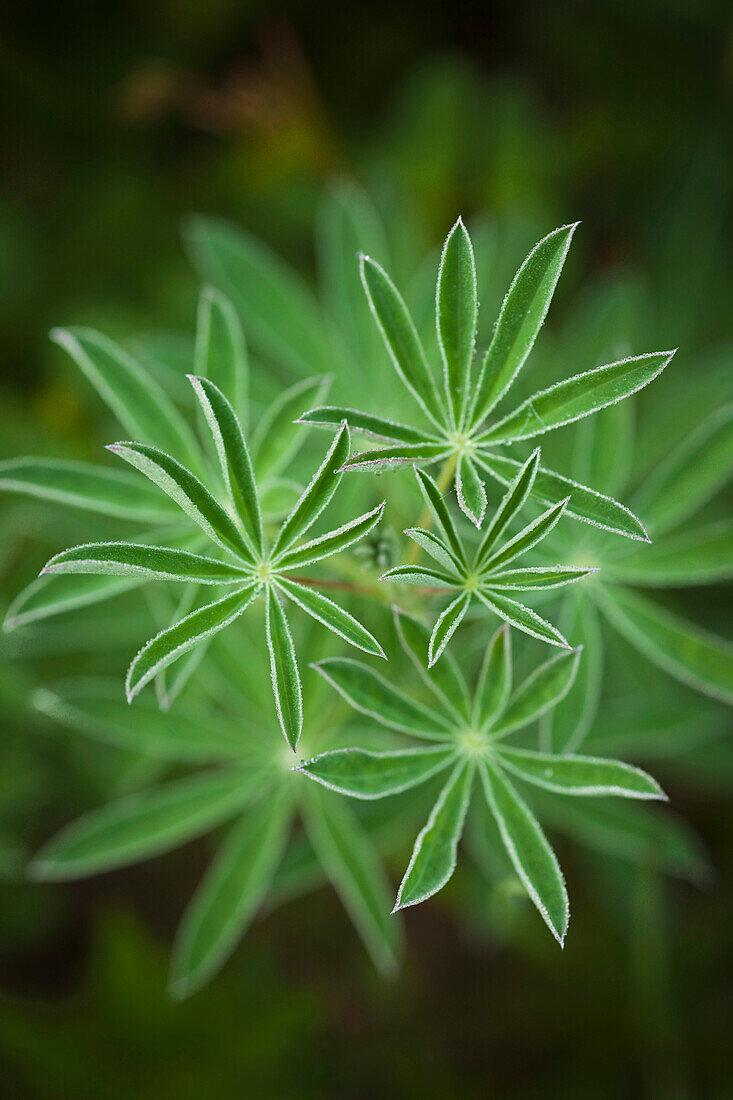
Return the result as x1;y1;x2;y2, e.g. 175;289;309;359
2;197;730;997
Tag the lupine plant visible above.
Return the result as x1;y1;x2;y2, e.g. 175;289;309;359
2;196;724;997
300;619;664;942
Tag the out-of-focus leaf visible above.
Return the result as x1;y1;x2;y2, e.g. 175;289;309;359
194;287;248;425
303;785;402;974
184;215;341;377
474;624;512;729
607;521;733;586
631;404;733;536
596;585;733;705
51;327;200;469
540;593;603;753
0;458;178;521
34;679;254;762
169;789;292;998
31;769;265;880
253;375;333;480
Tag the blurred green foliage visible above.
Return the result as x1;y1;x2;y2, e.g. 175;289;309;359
0;0;731;1095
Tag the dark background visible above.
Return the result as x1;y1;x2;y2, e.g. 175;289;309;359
0;1;731;1096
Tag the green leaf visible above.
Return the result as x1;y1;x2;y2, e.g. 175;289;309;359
607;521;733;587
184;216;341;377
393;607;471;722
51;328;200;469
481;351;675;444
572;398;635;499
42;542;251;584
404;527;461;573
495;747;666;800
630;404;733;536
0;457;178;521
313;657;454;740
394;760;473;910
169;790;291;998
595;585;733;705
126;584;258;702
265;587;302;751
194;287;248;425
276;503;385;568
479;761;568;945
428;591;471;666
477;590;570;649
482;498;569;571
4;573;143;631
540;593;602;754
341;443;451;472
361;254;446;428
531;792;707;882
316;180;389;370
302;785;402;974
379;565;459;587
252;375;333;480
485;566;597;590
259;478;301;521
34;679;253;762
298;746;457;799
271;423;350;556
490;648;581;736
478;451;648;541
109;441;253;561
436;217;477;426
413;467;466;565
31;769;264;880
455;454;486;527
474;449;540;566
189;376;263;557
470;224;578;429
276;577;385;658
474;624;512;729
297;406;437;446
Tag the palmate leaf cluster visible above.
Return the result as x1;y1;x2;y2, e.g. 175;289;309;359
301;620;664;941
1;191;729;998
